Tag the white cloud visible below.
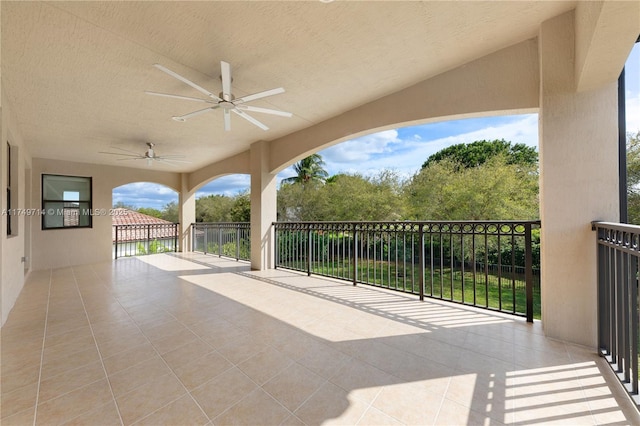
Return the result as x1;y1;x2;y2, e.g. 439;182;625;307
321;130;401;164
319;114;539;180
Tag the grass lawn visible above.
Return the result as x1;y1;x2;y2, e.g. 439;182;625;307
279;258;541;320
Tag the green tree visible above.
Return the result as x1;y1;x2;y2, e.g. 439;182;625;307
136;207;163;219
230;192;251;222
319;171;406;221
422;139;538;170
161;201;179;223
407;155;538;220
281;154;329;185
627;131;640;224
196;194;234;222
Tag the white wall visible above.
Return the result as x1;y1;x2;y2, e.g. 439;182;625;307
1;94;32;326
30;158;181;270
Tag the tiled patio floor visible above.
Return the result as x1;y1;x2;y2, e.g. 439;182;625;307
2;252;638;425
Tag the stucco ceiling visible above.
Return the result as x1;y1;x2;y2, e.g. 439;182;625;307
1;1;577;172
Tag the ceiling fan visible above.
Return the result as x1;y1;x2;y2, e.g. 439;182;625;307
146;61;292;131
99;142;191;167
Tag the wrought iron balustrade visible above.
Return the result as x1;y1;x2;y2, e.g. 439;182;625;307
113;223;179;259
593;221;640;405
274;220;541;321
191;222;251;261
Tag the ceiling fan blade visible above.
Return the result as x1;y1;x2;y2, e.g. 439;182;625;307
224;109;231;131
173;106;218;122
232;109;269;130
144;91;214;104
234;87;285;104
221;61;232;101
99;151;141;158
235;104;292;117
155;158;179;167
153;64;222;101
158;158;192;164
116;157;143;161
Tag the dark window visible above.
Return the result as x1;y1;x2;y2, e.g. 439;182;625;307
42;174;92;230
6;142;11;236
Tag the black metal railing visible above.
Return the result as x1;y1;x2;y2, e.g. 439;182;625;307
593;221;640;405
113;223;179;259
191;222;250;261
274;221;541;321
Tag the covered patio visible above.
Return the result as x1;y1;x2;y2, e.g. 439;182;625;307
2;253;638;425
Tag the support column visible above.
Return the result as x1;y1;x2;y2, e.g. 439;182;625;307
539;11;619;347
179;173;195;252
250;140;277;270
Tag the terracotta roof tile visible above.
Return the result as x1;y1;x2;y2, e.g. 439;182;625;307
112;208;178;242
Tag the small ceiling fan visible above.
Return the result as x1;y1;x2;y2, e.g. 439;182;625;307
99;142;191;167
146;61;292;131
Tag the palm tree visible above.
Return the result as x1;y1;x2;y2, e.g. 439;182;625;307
282;154;329;185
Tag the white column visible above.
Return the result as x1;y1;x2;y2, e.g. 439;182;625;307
179;173;195;252
538;11;619;347
250;140;277;270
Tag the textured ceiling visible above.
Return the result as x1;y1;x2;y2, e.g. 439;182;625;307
1;1;577;172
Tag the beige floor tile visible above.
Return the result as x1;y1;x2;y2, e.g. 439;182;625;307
295;340;351;379
294;381;370;426
0;382;38;420
43;334;97;361
1;362;41;395
237;347;294;386
436;397;507;426
115;373;186;425
132;394;208;426
212;388;290;426
1;407;36;426
280;414;306;426
35;379;113;425
356;407;403;425
150;329;199;355
329;358;397;404
97;332;149;358
63;400;122;426
38;361;106;403
108;355;172;396
190;367;258;419
173;350;233;390
262;362;326;412
215;332;269;365
372;381;444;425
40;345;101;380
102;342;157;375
161;338;213;370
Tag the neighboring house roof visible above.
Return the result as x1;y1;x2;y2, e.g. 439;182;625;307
112;208;177;242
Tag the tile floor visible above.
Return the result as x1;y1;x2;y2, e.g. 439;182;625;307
1;252;639;425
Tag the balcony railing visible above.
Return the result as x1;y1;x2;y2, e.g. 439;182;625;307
274;221;541;322
191;222;250;261
113;223;179;259
593;221;640;405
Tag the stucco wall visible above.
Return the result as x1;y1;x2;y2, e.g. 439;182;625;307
1;95;32;325
30;158;180;270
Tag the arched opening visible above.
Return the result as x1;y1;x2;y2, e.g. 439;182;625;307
111;182;179;258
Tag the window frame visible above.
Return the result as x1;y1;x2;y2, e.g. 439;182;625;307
41;174;93;230
6;142;11;236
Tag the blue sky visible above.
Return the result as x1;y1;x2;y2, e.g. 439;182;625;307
113;43;640;210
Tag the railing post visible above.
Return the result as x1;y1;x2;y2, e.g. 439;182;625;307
419;224;424;301
203;225;208;254
191;223;195;252
274;223;279;270
147;224;151;254
114;225;119;260
307;223;312;276
524;222;534;323
174;223;178;253
352;223;358;286
218;224;223;257
236;223;240;261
